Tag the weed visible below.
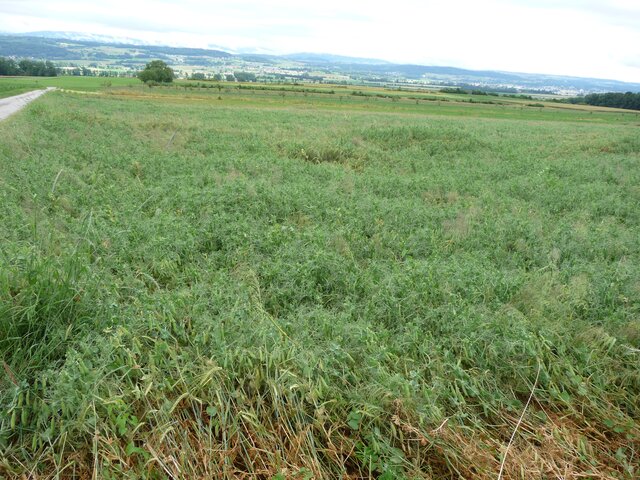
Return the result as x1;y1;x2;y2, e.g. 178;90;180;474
0;82;638;478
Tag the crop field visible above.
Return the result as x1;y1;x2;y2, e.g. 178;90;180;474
0;77;138;98
0;80;639;479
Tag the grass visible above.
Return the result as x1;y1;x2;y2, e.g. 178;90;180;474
0;80;639;479
0;81;45;99
0;76;138;95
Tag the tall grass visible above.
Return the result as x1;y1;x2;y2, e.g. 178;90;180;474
0;89;638;478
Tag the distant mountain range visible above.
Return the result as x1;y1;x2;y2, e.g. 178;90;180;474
281;53;390;65
12;30;159;46
1;32;639;94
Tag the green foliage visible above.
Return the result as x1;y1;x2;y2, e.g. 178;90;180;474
137;60;174;84
0;56;57;76
0;252;98;379
0;83;638;478
580;91;640;111
440;87;468;94
503;93;534;100
234;71;257;82
0;57;19;75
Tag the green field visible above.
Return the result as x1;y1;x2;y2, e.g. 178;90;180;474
0;82;42;99
1;79;639;479
0;76;138;97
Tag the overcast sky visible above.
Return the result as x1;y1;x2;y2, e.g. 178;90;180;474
1;0;639;82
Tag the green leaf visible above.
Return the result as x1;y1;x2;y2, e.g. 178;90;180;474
206;406;218;417
347;411;363;430
125;442;145;456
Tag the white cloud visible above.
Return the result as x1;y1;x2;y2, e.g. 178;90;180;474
0;0;639;82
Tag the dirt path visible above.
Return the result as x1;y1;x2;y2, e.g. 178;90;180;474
0;87;56;121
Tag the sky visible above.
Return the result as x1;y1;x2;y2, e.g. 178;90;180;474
1;0;639;82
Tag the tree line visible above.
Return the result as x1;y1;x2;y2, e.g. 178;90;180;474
0;57;58;76
566;91;640;111
190;71;258;82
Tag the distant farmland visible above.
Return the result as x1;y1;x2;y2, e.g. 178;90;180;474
1;78;639;479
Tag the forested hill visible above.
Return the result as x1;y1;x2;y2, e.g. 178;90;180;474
0;34;232;61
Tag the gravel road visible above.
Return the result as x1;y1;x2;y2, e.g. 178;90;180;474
0;87;56;121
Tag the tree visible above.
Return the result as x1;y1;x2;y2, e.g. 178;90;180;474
234;71;257;82
44;61;57;76
138;60;174;83
0;57;19;75
0;57;57;76
578;91;640;111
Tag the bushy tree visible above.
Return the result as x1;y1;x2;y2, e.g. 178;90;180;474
234;71;257;82
138;60;174;83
